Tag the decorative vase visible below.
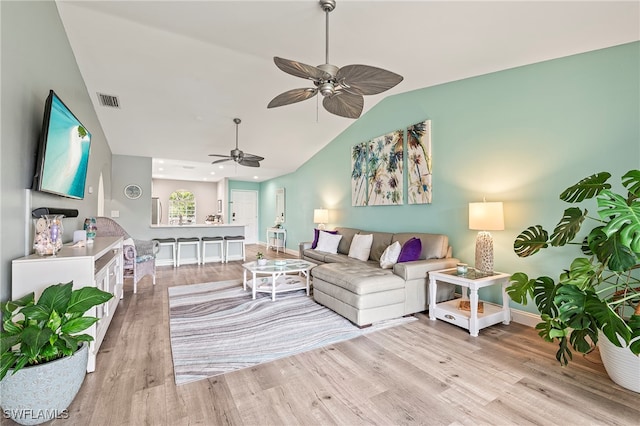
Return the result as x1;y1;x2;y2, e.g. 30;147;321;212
34;215;64;256
84;217;97;241
257;258;267;266
598;334;640;393
0;342;88;425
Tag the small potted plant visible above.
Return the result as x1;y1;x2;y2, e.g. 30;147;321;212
507;170;639;392
0;281;113;424
256;251;267;266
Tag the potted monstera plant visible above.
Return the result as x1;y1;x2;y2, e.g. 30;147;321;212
507;170;640;392
0;281;113;425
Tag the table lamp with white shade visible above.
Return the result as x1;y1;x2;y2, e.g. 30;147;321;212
469;201;504;273
313;208;329;231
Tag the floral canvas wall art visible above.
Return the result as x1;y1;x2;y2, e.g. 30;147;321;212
351;120;430;207
407;120;432;204
366;130;404;206
351;142;368;206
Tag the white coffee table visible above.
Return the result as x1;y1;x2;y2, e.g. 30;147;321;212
242;259;315;301
428;268;511;337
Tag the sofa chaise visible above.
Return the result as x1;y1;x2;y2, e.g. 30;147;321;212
300;227;459;326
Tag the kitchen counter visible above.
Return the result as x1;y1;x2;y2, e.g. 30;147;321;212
148;223;247;266
147;223;245;239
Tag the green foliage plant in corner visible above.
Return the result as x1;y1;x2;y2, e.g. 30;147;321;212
507;170;640;365
0;281;113;380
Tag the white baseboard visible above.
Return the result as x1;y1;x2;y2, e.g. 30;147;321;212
510;308;541;328
259;241;297;257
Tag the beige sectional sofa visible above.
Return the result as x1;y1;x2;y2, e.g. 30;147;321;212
300;227;459;326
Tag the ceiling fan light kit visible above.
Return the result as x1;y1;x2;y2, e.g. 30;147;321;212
208;118;264;168
268;0;403;119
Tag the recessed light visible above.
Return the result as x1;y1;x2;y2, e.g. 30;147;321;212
158;160;164;164
219;165;224;169
253;176;258;179
210;171;215;175
158;167;164;171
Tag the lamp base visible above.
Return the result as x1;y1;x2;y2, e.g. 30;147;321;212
475;231;494;273
317;223;326;231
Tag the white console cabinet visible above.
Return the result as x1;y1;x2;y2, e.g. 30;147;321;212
11;236;124;372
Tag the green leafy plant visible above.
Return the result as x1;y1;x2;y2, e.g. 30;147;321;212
0;281;113;380
507;170;640;365
256;252;264;260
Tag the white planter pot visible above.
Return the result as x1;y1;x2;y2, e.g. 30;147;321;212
599;336;640;393
0;342;89;425
257;258;268;266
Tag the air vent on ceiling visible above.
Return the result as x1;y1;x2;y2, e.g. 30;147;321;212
97;93;120;108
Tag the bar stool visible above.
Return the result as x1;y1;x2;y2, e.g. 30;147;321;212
224;235;245;263
153;237;177;268
201;236;224;264
177;237;200;267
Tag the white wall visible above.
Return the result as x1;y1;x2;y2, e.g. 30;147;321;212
152;178;219;225
1;0;113;301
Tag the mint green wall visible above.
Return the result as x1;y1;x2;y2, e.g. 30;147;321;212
260;42;640;313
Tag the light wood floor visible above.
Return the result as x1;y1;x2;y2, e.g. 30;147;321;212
9;245;638;425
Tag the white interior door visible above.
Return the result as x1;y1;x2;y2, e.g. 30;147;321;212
230;190;258;244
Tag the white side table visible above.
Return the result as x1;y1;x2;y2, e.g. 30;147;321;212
428;268;511;337
266;227;286;253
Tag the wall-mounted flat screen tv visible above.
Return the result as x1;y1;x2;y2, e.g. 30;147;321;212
33;90;91;200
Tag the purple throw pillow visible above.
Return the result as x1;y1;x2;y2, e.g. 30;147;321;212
311;229;338;249
397;237;422;263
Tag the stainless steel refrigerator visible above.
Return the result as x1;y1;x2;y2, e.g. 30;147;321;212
151;197;162;224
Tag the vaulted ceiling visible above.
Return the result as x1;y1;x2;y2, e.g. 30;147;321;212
56;0;639;182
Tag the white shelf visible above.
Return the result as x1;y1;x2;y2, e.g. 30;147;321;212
431;299;507;331
246;275;307;294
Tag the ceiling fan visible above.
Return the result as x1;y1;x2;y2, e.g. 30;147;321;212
267;0;403;119
209;118;264;168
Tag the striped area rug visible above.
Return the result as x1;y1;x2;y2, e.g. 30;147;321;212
168;279;417;385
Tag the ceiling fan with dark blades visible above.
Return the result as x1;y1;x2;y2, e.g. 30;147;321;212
208;118;263;168
268;0;403;119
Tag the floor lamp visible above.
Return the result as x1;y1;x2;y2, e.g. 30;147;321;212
313;208;329;231
469;201;504;273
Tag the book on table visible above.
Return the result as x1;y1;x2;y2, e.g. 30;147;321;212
458;300;484;313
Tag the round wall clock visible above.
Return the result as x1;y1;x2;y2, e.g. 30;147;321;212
124;184;142;200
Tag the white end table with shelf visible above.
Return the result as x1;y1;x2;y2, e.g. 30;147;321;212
428;268;511;337
266;227;286;253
